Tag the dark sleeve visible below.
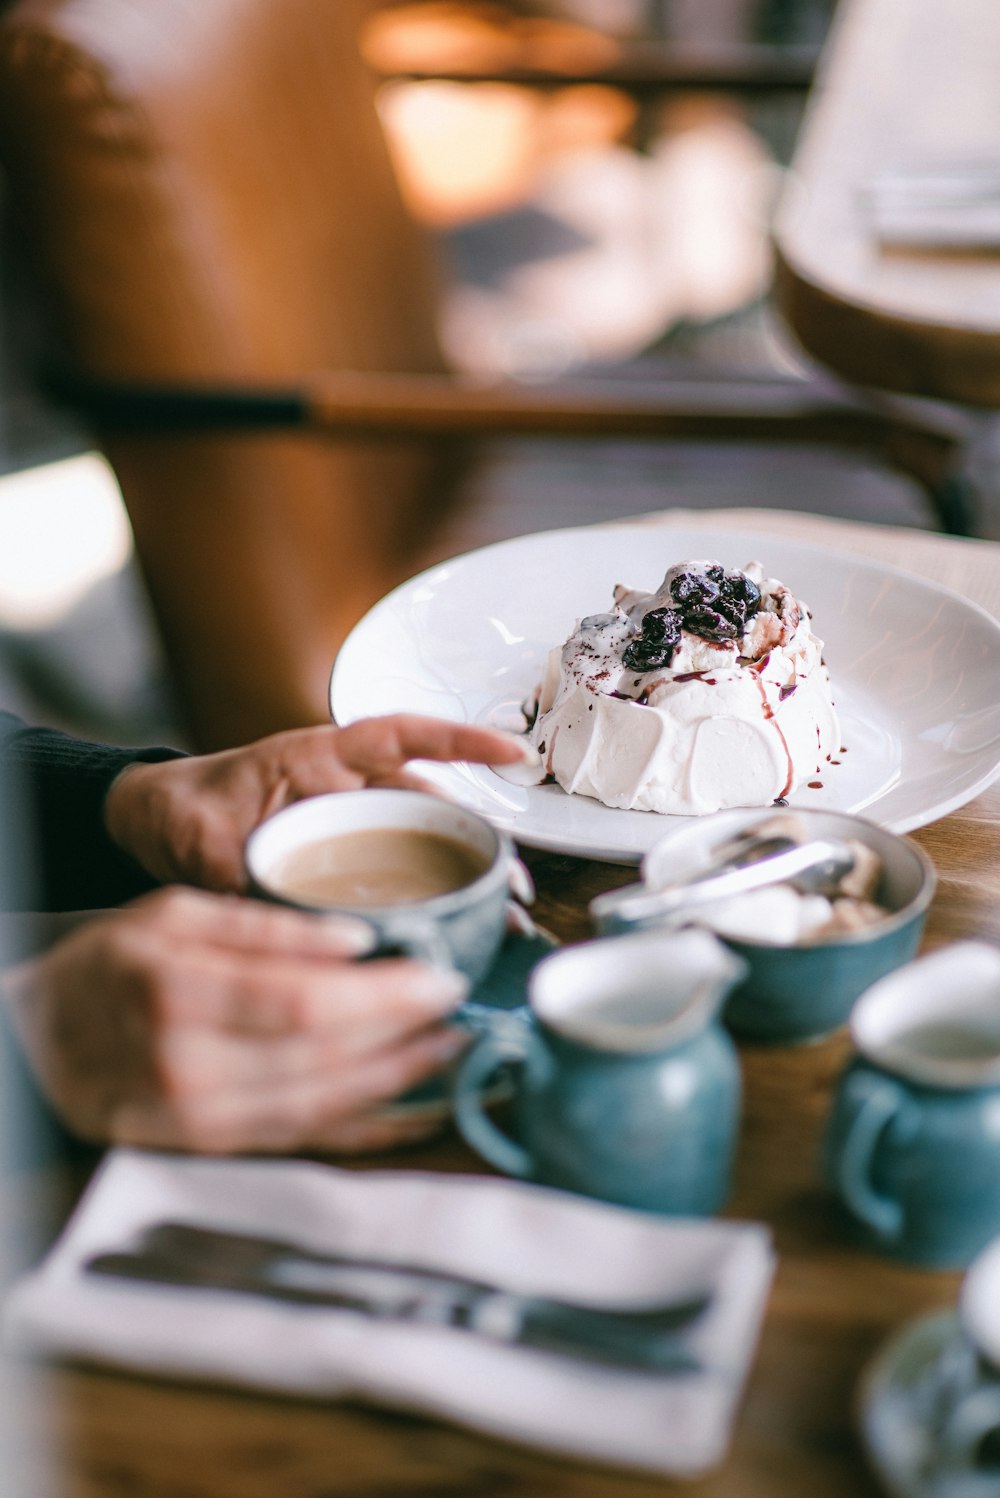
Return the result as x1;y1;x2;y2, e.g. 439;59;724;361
0;711;188;911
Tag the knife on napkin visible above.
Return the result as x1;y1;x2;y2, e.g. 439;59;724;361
85;1220;710;1373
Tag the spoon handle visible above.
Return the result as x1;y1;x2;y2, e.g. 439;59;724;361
590;839;846;933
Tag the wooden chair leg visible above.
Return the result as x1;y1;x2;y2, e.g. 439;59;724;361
883;424;974;536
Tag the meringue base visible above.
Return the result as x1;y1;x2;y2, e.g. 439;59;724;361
534;669;840;817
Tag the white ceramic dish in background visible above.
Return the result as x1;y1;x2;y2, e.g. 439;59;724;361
857;1311;962;1498
331;523;1000;864
961;1234;1000;1368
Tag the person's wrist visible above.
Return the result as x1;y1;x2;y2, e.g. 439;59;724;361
103;761;172;881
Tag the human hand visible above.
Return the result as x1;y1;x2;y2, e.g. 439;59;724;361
2;887;470;1154
104;714;538;892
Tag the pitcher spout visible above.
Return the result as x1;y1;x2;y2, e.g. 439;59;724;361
530;929;747;1054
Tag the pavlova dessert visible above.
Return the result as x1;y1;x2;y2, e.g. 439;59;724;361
524;559;839;815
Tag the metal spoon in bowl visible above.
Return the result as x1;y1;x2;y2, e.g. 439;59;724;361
590;836;856;934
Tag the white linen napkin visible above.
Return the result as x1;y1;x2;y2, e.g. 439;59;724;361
3;1150;774;1477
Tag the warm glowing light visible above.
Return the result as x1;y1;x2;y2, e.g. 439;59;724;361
0;454;132;628
378;81;544;223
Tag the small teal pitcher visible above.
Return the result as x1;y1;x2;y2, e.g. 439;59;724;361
825;943;1000;1268
453;928;746;1217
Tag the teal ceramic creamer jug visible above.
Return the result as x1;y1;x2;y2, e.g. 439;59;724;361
454;928;746;1216
825;943;1000;1268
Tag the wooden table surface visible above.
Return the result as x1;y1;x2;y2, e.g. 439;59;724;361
774;0;1000;407
7;509;1000;1497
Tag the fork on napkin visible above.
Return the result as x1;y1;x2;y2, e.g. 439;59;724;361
2;1150;774;1477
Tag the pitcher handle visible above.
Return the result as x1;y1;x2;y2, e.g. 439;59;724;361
453;1026;535;1179
832;1072;906;1242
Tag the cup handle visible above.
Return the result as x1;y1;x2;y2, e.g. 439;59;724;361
503;856;538;938
508;856;535;908
833;1072;906;1242
453;1025;535;1179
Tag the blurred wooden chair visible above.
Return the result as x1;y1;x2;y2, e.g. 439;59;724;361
0;0;461;748
361;1;821;101
0;0;968;749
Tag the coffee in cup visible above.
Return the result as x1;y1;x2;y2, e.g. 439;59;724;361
265;827;490;909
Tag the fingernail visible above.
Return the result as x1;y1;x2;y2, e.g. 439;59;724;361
501;733;542;765
489;737;545;786
410;965;470;1012
319;915;377;956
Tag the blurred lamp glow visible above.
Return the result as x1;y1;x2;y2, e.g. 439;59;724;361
0;454;132;629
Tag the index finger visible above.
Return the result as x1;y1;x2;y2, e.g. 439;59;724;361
332;714;536;779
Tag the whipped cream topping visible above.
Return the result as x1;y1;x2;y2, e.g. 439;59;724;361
527;560;840;816
701;884;886;944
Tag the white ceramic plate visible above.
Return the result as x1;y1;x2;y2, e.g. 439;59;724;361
330;523;1000;863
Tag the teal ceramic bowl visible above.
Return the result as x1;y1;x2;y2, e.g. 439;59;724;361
597;808;936;1045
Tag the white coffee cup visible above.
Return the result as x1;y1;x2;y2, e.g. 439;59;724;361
245;789;531;988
